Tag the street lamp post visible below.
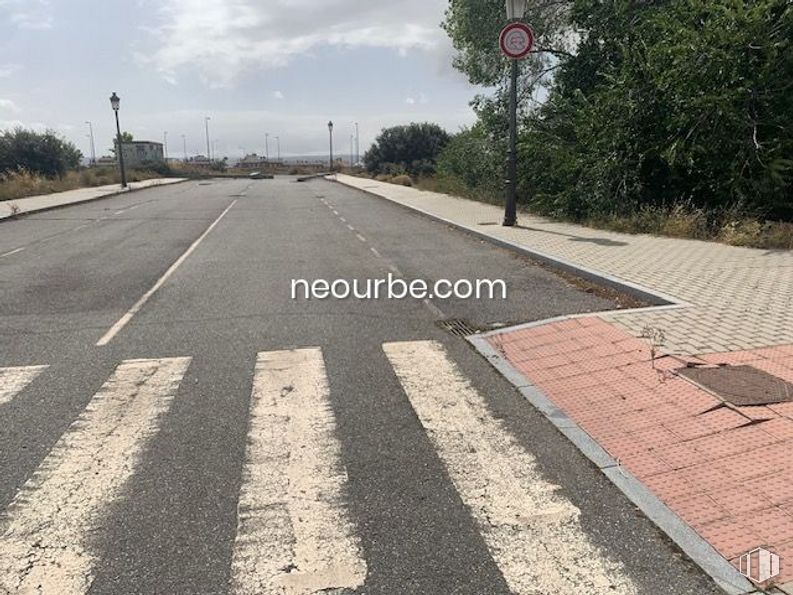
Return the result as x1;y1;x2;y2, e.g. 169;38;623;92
503;0;528;227
265;133;270;161
109;93;128;189
85;121;96;166
328;121;334;172
182;134;187;161
275;136;280;162
205;117;211;163
163;131;168;161
350;134;355;168
355;121;360;165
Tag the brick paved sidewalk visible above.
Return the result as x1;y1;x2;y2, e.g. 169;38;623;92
0;178;186;221
336;174;793;356
335;175;793;593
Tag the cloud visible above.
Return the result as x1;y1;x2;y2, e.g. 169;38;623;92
273;90;284;100
0;99;20;113
405;92;428;106
1;0;53;30
142;0;447;86
0;64;21;78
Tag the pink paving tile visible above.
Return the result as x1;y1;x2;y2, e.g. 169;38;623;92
707;484;774;516
644;470;704;501
618;450;674;477
699;407;752;433
658;443;712;470
689;425;780;460
754;473;793;507
760;418;793;441
742;507;793;545
697;516;765;559
770;402;793;419
736;406;780;421
628;425;680;449
667;492;729;526
665;416;719;441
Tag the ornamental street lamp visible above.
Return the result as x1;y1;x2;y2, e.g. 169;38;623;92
503;0;529;227
328;121;334;172
205;117;212;162
85;121;96;166
109;92;128;189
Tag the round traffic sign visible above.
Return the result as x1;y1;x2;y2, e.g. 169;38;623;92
499;22;534;60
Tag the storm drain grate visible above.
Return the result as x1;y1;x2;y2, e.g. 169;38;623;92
437;318;483;338
678;365;793;406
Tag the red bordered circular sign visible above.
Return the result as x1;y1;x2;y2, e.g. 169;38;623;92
499;22;534;59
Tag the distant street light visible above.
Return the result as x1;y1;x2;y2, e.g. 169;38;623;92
205;117;212;162
275;136;281;162
265;132;270;161
328;121;334;172
85;121;96;166
182;134;187;161
354;121;360;165
163;131;168;161
505;0;528;20
109;92;128;189
350;134;355;168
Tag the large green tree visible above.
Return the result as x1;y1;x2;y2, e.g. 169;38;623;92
364;123;451;176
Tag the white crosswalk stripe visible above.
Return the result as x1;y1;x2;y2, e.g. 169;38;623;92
384;340;638;595
0;357;190;595
0;365;48;406
230;348;366;595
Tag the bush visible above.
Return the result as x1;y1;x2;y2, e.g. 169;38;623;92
0;128;82;178
390;175;413;187
364;123;450;176
437;125;503;198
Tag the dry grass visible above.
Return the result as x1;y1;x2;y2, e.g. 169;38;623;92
390;174;413;187
0;168;164;202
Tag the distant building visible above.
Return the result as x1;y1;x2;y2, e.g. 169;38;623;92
237;153;268;170
114;141;165;168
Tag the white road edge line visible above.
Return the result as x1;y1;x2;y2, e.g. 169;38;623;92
383;341;638;595
0;365;48;406
231;348;366;595
355;233;367;243
0;247;25;258
96;199;238;346
0;357;190;594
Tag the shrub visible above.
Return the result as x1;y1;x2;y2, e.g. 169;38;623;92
364;123;450;177
390;175;413;187
0;128;82;178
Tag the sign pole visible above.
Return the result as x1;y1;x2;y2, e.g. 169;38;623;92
504;57;519;227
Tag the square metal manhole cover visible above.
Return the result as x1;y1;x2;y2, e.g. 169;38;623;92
678;365;793;406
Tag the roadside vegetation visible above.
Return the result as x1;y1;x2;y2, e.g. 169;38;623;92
365;1;793;250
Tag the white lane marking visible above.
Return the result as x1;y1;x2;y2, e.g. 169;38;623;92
339;217;347;223
113;203;143;216
231;348;366;595
383;341;638;595
0;357;190;594
332;210;339;216
355;233;367;244
346;224;355;232
369;247;381;258
387;264;402;276
0;365;48;406
96;200;237;346
422;298;445;319
0;247;25;258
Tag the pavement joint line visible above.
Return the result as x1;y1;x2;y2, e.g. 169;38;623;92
95;199;239;347
467;334;758;595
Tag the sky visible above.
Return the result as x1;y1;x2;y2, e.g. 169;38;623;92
0;0;483;160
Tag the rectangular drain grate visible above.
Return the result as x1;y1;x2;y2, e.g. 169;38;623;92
437;319;482;338
678;365;793;406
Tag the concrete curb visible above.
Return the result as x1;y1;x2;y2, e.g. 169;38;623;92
0;178;189;222
468;333;759;595
328;177;683;307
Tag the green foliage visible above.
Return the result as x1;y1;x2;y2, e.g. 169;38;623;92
0;128;82;178
364;123;451;176
437;125;504;198
110;131;134;156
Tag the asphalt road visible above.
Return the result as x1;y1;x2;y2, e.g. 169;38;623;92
0;178;724;594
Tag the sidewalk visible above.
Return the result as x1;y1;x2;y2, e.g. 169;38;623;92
0;178;187;220
335;174;793;594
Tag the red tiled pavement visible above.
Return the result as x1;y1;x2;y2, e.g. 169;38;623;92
488;316;793;584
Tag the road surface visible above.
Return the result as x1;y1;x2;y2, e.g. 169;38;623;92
0;178;723;594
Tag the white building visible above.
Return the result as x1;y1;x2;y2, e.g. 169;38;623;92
117;141;165;168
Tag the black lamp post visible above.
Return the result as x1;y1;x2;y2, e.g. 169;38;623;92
109;92;128;189
328;121;334;172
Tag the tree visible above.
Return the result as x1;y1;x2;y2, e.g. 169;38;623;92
110;131;134;156
364;123;451;176
0;128;82;178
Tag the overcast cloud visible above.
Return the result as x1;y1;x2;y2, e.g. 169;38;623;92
1;0;479;159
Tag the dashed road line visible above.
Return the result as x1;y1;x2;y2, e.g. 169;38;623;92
0;365;48;406
355;233;367;244
0;247;25;259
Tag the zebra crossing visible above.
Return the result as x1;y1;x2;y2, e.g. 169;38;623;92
0;342;638;595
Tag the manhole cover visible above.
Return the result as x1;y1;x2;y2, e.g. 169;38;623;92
437;319;482;338
678;365;793;406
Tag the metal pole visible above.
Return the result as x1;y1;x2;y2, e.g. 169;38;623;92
205;117;211;163
329;128;334;172
276;136;280;162
503;58;518;227
86;121;96;166
114;111;127;188
182;135;187;161
163;131;168;161
355;122;360;165
350;135;354;167
265;133;269;161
